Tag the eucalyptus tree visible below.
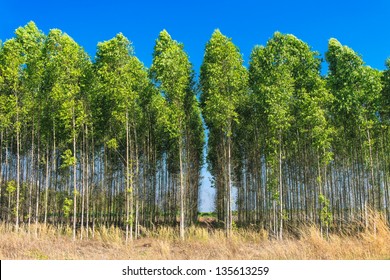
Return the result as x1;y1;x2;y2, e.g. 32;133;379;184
94;33;149;242
326;39;382;226
380;59;390;223
249;32;332;238
94;33;133;241
0;37;25;231
14;21;45;231
150;30;200;239
200;29;248;237
0;23;45;229
78;62;94;239
249;34;293;238
183;86;204;224
133;74;163;228
124;55;151;237
326;39;382;229
0;41;8;220
281;35;332;234
42;29;90;240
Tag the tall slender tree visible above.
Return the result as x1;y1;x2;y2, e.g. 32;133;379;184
42;29;90;240
200;29;248;237
249;32;333;238
326;39;382;226
0;38;25;231
14;21;45;232
150;30;198;240
94;33;149;242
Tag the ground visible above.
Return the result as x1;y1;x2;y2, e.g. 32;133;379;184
0;219;389;260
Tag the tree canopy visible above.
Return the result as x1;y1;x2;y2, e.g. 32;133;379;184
0;22;389;240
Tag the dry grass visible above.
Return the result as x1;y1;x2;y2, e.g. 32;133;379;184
0;216;389;260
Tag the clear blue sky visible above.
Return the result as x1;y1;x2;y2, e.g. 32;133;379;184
2;0;390;211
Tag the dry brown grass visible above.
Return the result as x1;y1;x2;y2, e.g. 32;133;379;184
0;216;389;260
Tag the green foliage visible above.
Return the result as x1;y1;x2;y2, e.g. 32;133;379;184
232;220;238;230
61;149;75;168
150;30;192;139
150;30;191;105
200;29;248;134
41;28;90;151
198;212;217;218
6;180;16;194
249;33;334;199
2;21;390;239
319;194;332;226
106;138;118;150
381;59;390;123
62;197;73;218
94;33;147;146
326;38;382;134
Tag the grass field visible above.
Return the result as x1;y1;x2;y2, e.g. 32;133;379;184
0;215;389;260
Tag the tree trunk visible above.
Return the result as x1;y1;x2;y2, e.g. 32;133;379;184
179;136;185;240
15;106;20;232
44;147;49;226
28;126;34;233
86;124;90;239
279;132;283;240
35;137;40;237
134;124;139;239
367;129;376;210
80;125;85;240
227;133;232;238
72;111;77;241
125;111;133;243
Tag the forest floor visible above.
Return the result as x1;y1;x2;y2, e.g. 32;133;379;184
1;217;389;260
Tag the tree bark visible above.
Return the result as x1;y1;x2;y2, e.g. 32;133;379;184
72;110;77;241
